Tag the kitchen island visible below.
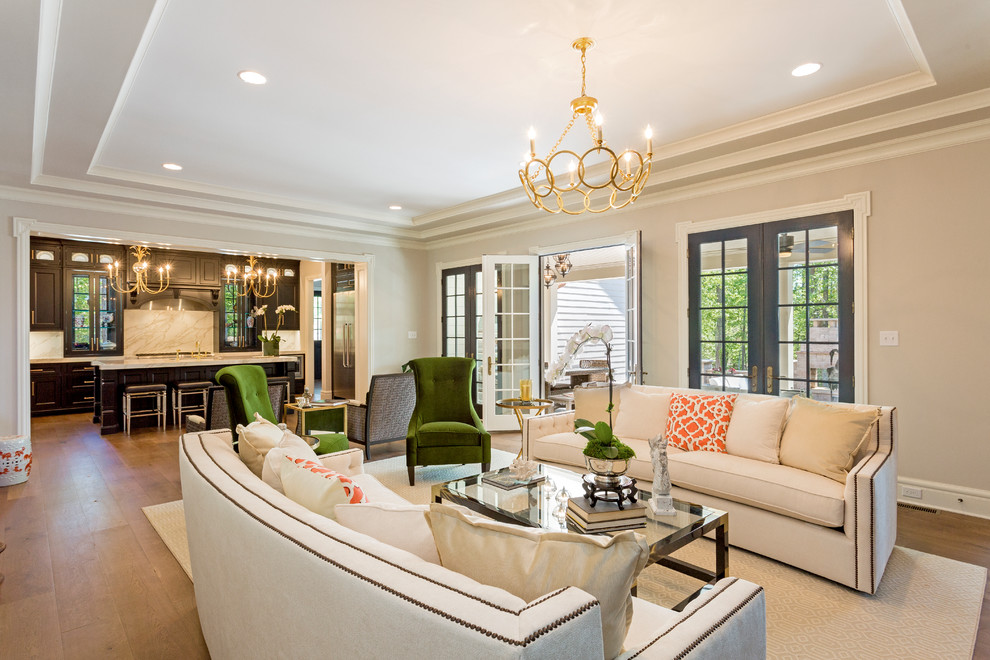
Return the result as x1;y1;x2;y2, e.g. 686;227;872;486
91;354;300;434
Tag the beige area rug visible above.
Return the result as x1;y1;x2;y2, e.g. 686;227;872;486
144;451;986;659
142;499;193;581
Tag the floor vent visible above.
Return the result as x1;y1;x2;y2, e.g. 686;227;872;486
897;502;939;514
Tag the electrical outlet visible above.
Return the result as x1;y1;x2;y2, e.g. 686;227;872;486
879;331;899;346
901;486;923;499
407;331;417;339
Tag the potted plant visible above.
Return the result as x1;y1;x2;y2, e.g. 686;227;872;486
546;323;635;486
251;304;296;356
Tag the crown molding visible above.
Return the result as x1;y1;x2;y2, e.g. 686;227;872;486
0;182;422;250
27;173;421;242
85;165;413;229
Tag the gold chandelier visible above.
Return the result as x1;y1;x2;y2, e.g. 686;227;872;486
107;245;171;295
519;37;653;215
225;255;278;298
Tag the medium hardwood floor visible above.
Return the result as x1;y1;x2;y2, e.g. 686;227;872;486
2;413;988;659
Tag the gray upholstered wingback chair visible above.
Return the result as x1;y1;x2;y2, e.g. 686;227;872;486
346;372;416;459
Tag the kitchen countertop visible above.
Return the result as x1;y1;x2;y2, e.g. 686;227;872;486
89;354;300;370
30;357;98;364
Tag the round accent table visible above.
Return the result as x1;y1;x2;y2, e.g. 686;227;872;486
495;398;555;459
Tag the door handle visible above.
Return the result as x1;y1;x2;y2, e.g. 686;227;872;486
750;366;758;392
487;356;493;375
766;366;774;394
31;310;35;324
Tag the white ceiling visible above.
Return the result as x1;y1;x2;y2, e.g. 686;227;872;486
3;0;990;243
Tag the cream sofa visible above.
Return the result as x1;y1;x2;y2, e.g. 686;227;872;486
179;429;766;659
524;385;897;595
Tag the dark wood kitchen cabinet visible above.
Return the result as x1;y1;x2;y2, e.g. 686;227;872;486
30;266;62;330
31;362;96;415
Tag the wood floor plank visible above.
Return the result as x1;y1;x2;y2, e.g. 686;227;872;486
0;591;65;659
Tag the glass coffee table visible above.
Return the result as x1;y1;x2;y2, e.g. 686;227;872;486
433;463;728;611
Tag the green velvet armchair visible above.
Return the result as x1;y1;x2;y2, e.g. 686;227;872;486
406;357;490;485
215;365;348;455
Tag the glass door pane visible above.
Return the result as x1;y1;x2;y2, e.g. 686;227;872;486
689;227;761;394
440;264;483;414
625;232;642;383
482;255;538;431
765;213;853;401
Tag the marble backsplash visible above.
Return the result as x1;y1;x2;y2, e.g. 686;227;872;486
278;330;301;351
30;331;64;359
124;310;215;355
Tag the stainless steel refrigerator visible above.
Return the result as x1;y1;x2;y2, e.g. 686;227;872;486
331;263;355;400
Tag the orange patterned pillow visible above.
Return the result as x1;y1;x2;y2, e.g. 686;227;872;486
664;393;738;452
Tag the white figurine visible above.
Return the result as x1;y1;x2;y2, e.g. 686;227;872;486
649;433;676;516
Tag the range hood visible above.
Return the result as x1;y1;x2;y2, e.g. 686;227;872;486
131;287;220;312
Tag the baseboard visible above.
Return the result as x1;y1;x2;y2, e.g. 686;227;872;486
897;477;990;520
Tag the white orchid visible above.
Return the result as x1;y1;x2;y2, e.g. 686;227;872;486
250;305;268;317
275;304;296;315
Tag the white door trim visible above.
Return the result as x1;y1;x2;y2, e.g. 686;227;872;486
674;191;871;402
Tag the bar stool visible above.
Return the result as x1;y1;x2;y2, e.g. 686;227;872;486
172;381;212;428
122;384;167;434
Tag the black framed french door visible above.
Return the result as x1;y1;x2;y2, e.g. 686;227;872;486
441;264;483;414
688;211;855;402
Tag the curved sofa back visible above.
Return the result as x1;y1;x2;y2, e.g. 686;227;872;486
178;431;604;659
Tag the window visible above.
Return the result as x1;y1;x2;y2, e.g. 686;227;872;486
688;211;854;401
313;290;323;337
66;270;120;355
222;283;256;350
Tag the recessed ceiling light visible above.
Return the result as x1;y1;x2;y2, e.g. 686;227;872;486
162;163;183;171
388;205;402;210
238;70;267;85
791;62;822;77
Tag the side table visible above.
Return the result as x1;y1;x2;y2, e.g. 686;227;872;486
495;398;554;459
286;401;348;436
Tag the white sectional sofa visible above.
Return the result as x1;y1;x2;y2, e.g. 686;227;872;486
524;385;897;595
179;429;767;659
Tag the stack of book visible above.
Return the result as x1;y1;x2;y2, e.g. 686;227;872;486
566;496;647;532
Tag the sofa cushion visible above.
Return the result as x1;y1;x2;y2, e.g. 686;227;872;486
261;431;321;493
779;397;880;482
612;390;671;441
349;473;410;505
664;393;737;452
280;455;367;518
415;421;484;447
335;502;441;564
428;503;648;660
724;396;790;463
573;384;627;426
668;450;845;526
236;413;286;476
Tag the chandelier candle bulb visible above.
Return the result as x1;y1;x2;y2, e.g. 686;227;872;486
645;125;653;155
528;127;536;156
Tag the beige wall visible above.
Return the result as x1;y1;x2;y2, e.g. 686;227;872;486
2;199;432;434
425;139;990;498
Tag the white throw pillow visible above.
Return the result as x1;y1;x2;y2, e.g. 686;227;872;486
779;397;880;482
573;383;627;426
724;397;791;463
612;390;671;441
427;503;648;660
261;431;320;493
280;455;368;518
236;413;285;477
334;502;441;564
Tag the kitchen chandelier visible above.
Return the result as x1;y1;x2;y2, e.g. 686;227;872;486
225;255;278;298
107;245;171;295
519;37;653;215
